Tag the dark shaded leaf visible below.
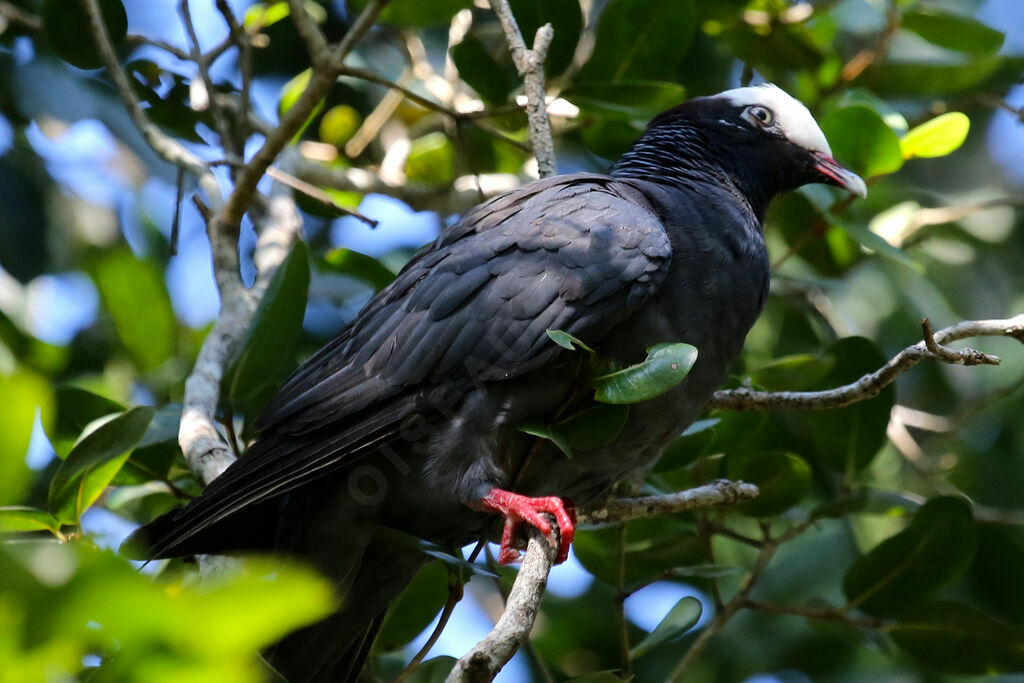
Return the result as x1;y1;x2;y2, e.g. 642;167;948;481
54;386;125;444
581;0;696;82
843;497;977;615
891;601;1024;674
356;0;473;27
48;407;155;524
376;561;450;652
42;0;127;69
593;343;697;404
509;0;583;77
403;656;457;683
450;36;517;104
225;241;310;410
519;422;573;459
557;403;629;451
369;525;497;578
902;9;1004;55
630;595;702;657
574;518;706;586
729;452;812;518
562;81;687;121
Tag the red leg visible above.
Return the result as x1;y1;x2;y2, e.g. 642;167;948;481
479;488;576;565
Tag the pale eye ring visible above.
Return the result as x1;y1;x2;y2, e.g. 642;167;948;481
748;105;774;126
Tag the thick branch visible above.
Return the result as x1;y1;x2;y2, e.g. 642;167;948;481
486;0;555;177
447;529;556;683
709;315;1024;411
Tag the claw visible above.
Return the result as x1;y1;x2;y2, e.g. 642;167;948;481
480;488;576;565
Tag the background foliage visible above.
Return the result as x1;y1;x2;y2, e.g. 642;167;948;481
1;0;1023;681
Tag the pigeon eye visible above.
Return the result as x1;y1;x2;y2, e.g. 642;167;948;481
747;106;774;126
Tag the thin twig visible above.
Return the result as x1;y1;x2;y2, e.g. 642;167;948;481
179;0;233;154
742;599;887;629
486;0;556;177
709;315;1024;411
266;165;379;227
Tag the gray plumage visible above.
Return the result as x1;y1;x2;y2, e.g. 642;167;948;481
127;85;865;682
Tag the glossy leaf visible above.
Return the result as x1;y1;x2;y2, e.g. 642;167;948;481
902;9;1004;55
593;343;697;404
243;1;292;30
48;407;155;524
820;106;903;178
562;81;687;121
900;112;970;160
0;506;61;534
546;329;593;352
581;0;697;82
843;497;977;615
53;386;125;445
42;0;127;70
519;422;573;459
891;601;1024;674
225;241;310;410
630;595;702;657
322;248;397;291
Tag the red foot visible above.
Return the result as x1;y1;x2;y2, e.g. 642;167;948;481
479;488;576;565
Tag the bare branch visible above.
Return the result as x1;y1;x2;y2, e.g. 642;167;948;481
448;480;757;681
486;0;556;177
447;529;556;683
265;164;379;228
708;315;1024;412
0;1;40;32
578;480;760;525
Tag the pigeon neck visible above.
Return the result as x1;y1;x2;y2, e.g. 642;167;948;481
610;124;774;222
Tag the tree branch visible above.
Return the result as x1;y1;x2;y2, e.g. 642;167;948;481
486;0;556;177
709;315;1024;412
447;480;758;681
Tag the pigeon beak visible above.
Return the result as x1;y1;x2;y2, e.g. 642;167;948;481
812;152;867;198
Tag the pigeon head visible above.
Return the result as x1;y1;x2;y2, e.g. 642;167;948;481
611;83;866;219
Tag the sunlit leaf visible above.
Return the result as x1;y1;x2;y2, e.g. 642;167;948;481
0;370;53;505
405;133;455;185
319;105;362;148
48;407;154;524
900;112;970;160
0;506;60;534
593;343;697;404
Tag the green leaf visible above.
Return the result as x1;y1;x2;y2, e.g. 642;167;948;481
42;0;127;70
519;422;573;459
890;601;1024;674
562;81;687;121
574;518;707;586
580;0;697;82
750;354;835;392
322;248;397;291
593;343;697;404
243;1;292;31
843;497;977;615
899;112;971;160
0;370;53;505
450;36;517;105
48;407;155;524
870;55;1024;97
509;0;582;77
405;133;455;185
652;418;720;472
0;506;61;534
546;329;593;352
279;69;324;142
403;656;457;683
375;561;450;652
368;525;497;578
902;8;1004;55
54;386;125;444
91;248;177;372
729;452;812;518
557;404;630;452
225;241;310;410
630;596;702;658
783;336;895;474
820;106;903;178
